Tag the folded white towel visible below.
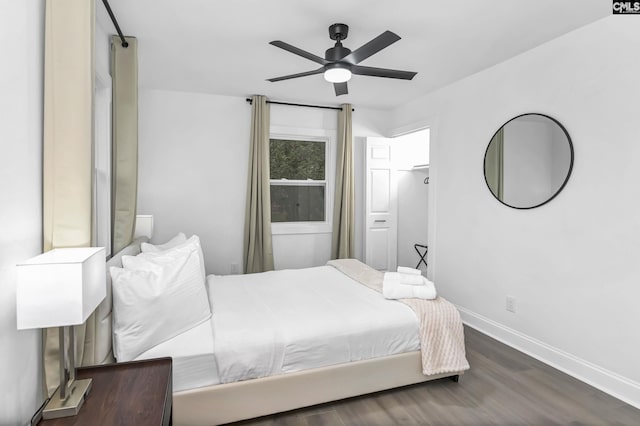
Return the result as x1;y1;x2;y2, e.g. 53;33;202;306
385;272;424;286
383;273;437;300
397;266;422;276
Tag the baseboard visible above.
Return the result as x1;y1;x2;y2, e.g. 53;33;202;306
457;305;640;410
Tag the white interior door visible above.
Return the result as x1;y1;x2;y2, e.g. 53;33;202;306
365;137;397;271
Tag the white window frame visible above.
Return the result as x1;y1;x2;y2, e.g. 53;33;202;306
270;127;334;235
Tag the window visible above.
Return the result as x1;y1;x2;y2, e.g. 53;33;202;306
270;138;327;223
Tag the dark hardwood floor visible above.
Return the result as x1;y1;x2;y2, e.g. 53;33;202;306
233;326;640;425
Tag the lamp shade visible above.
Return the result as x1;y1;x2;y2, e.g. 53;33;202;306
16;247;106;330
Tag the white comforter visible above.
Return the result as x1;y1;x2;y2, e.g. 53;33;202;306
208;266;420;384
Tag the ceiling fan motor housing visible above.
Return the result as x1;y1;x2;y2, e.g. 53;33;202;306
327;23;351;61
325;44;352;62
329;23;349;41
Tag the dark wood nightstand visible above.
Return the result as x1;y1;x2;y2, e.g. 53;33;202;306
39;357;172;426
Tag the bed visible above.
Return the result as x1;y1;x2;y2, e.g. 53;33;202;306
98;238;469;425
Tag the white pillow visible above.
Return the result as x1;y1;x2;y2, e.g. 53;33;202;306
134;235;206;287
110;246;211;362
141;232;187;253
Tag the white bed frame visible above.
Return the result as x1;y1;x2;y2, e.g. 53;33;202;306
98;239;463;426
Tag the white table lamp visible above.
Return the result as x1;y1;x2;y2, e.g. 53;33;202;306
16;247;106;419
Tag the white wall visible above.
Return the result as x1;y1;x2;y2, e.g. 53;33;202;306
393;129;430;170
138;90;389;273
137;90;250;275
0;1;45;425
389;16;640;407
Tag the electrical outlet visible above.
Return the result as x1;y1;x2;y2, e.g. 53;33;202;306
230;263;240;274
506;296;516;313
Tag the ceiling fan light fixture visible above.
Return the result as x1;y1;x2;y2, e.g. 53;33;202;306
268;24;416;96
324;64;352;83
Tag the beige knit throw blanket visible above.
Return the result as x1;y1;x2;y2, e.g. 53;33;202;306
327;259;470;376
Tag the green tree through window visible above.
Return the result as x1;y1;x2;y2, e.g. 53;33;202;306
270;139;325;180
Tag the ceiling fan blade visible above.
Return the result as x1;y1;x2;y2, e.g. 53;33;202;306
351;65;417;80
267;67;325;82
334;82;348;96
342;31;401;64
269;41;328;65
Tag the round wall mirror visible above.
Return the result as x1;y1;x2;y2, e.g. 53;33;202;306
484;113;573;209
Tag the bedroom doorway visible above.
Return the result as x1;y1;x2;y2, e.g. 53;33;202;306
364;129;430;273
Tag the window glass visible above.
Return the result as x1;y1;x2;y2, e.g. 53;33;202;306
271;185;325;222
270;139;325;180
270;138;326;223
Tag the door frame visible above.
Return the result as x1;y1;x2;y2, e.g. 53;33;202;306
375;118;438;280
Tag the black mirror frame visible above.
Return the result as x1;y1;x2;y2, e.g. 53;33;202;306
483;113;574;210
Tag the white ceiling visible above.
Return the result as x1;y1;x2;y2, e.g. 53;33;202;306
104;0;609;110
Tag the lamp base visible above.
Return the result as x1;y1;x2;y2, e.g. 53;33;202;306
42;378;92;420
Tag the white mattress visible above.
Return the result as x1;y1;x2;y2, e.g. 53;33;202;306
134;264;420;391
208;265;420;384
135;318;220;391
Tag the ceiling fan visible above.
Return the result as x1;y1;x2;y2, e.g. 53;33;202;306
267;23;417;96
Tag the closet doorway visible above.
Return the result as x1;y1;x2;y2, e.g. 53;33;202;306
364;129;430;273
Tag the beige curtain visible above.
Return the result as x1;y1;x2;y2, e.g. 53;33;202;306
111;36;138;254
485;127;504;200
243;95;274;273
331;104;355;259
42;0;95;397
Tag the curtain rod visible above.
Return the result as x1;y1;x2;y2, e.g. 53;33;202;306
102;0;129;48
245;98;354;112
